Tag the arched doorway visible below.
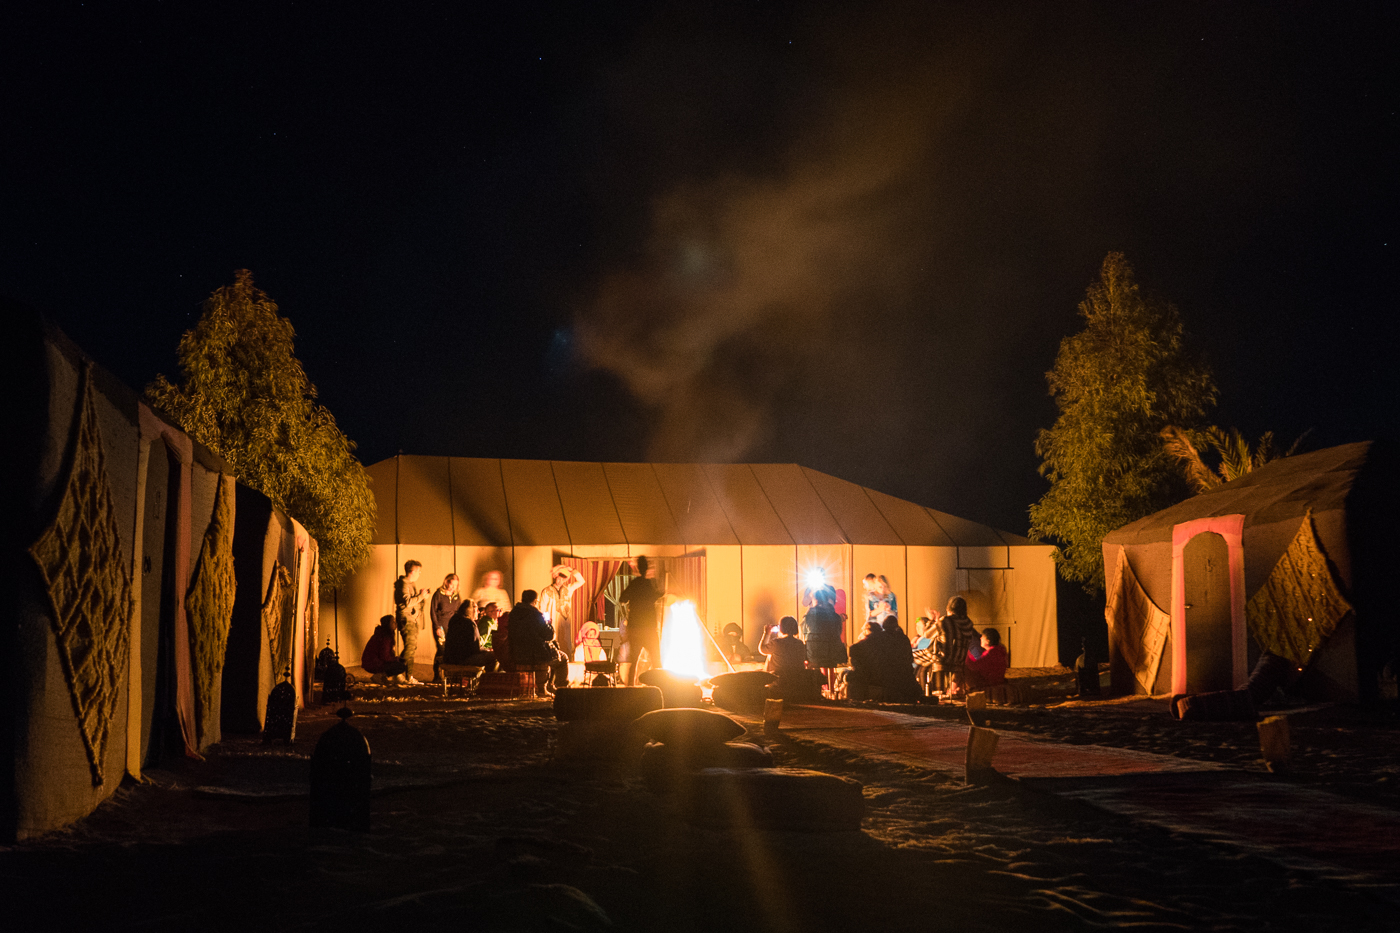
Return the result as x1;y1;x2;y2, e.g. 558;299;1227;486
1183;531;1233;694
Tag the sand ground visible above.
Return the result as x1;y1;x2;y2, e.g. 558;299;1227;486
3;668;1397;932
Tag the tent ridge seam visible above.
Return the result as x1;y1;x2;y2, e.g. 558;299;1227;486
799;465;851;545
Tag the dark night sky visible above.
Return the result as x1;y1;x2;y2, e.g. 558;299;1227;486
4;1;1396;536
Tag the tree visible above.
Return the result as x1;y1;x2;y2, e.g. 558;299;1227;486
147;270;374;586
1160;425;1310;494
1029;253;1216;594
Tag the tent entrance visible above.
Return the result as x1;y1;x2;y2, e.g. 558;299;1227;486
1183;532;1233;694
557;555;707;653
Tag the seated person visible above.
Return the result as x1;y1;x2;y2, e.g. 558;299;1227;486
362;615;408;684
573;620;607;663
476;601;501;648
717;623;757;665
441;601;498;673
508;590;569;695
911;616;938;691
760;616;820;701
878;616;923;702
963;628;1009;691
844;621;885;701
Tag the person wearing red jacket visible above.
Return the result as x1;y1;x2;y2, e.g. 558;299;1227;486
963;628;1009;691
362;615;407;684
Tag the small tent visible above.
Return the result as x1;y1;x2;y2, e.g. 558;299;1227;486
6;313;320;841
338;455;1059;669
1101;441;1398;701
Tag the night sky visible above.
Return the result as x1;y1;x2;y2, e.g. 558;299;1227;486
5;1;1395;538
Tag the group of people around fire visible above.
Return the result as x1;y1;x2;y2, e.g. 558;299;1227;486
363;560;1007;702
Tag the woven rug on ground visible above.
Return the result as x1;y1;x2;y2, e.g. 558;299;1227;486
27;364;133;786
186;473;236;744
1247;510;1353;667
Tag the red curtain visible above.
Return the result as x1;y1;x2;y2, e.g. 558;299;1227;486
562;557;627;630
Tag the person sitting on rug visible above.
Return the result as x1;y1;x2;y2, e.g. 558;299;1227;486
362;615;408;685
509;590;569;696
877;615;923;702
844;620;885;701
963;627;1008;692
760;615;820;701
717;623;757;665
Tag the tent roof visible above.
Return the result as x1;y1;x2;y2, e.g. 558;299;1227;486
368;456;1033;549
1103;441;1372;547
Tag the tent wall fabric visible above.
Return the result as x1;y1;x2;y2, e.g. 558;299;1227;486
1102;441;1398;701
341;456;1058;671
7;316;317;841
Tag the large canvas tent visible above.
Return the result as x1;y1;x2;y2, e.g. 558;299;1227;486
1101;441;1398;702
339;455;1058;669
6;314;321;841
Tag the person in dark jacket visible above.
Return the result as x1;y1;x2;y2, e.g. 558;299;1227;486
878;616;923;702
509;590;569;695
442;601;497;672
845;621;884;701
620;555;663;685
761;616;820;701
802;585;848;680
430;574;462;683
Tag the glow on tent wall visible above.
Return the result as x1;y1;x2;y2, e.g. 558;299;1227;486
337;456;1058;669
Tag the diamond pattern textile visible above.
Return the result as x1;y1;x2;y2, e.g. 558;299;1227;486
1247;511;1352;667
27;366;133;785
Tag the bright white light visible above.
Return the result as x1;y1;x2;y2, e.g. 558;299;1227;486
659;600;708;680
804;567;826;590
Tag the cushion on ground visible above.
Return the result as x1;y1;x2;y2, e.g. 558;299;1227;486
633;707;746;747
639;740;773;792
709;670;777;715
553;686;664;722
675;767;864;832
553;720;647;763
638;669;705;708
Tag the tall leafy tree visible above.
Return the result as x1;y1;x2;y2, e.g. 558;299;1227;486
147;270;374;586
1029;253;1216;593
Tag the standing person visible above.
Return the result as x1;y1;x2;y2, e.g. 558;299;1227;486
431;574;462;684
802;585;847;693
393;560;431;685
509;590;569;696
538;564;586;654
863;573;897;627
471;570;511;618
620;555;662;686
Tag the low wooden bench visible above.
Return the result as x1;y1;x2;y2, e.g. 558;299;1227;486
477;665;552;699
